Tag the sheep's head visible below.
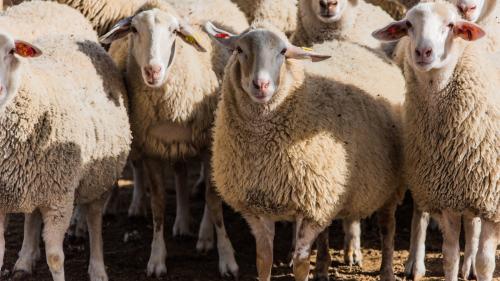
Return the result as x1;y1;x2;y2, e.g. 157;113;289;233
449;0;485;21
373;1;485;72
303;0;355;23
100;9;206;88
205;22;330;104
0;33;41;111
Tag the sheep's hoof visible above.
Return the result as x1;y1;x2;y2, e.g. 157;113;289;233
461;271;477;280
10;270;31;280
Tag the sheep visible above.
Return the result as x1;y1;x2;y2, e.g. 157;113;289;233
99;0;248;277
292;0;396;49
373;2;499;281
205;20;406;281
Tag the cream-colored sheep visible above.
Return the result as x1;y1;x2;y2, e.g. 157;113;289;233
292;0;395;49
100;0;248;278
374;2;499;280
206;21;405;281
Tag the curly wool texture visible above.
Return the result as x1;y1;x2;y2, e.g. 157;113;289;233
365;0;407;19
402;41;500;222
213;33;405;226
54;0;148;36
109;0;248;161
293;0;394;48
0;6;131;212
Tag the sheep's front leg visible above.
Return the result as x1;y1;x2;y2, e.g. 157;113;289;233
13;210;42;278
40;202;73;281
202;153;238;278
378;202;397;281
145;158;168;277
343;219;363;267
103;183;120;216
86;197;108;281
0;212;6;274
173;160;192;237
475;219;499;281
405;205;429;281
245;215;275;281
128;159;148;218
462;214;481;280
313;227;331;281
293;218;325;281
440;210;461;281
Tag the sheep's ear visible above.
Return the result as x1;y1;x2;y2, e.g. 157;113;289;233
14;40;42;58
372;20;409;41
99;16;134;44
204;21;239;49
454;21;485;41
285;45;331;62
176;19;207;52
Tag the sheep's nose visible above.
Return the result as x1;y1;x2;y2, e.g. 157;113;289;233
252;79;271;93
458;4;477;17
144;64;163;80
320;0;338;10
415;47;433;58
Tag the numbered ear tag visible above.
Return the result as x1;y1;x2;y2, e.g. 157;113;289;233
215;33;230;39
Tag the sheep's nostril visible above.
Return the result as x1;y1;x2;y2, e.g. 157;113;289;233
319;0;327;8
415;49;421;57
425;49;432;58
252;80;260;90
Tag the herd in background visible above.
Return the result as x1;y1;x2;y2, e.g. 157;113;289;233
0;1;496;281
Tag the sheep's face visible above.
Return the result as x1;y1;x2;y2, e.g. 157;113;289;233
307;0;349;23
100;9;206;88
0;33;41;111
372;2;485;72
450;0;484;21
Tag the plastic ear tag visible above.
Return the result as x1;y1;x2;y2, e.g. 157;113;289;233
184;35;197;44
15;42;36;57
215;33;230;39
301;47;313;51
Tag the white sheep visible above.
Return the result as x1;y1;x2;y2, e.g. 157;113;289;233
0;3;131;281
100;0;248;277
373;2;499;281
206;20;406;281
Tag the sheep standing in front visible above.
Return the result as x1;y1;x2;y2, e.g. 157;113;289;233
373;2;499;281
206;21;405;281
100;0;248;277
0;7;131;281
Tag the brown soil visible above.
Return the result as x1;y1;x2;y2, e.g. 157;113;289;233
1;172;499;281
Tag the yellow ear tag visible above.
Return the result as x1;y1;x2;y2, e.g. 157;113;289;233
301;47;313;51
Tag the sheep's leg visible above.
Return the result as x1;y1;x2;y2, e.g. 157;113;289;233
313;227;331;281
293;218;325;281
191;163;205;198
378;202;397;281
68;204;88;244
288;222;297;267
405;205;429;281
462;214;481;280
475;220;499;281
203;153;238;278
173;160;192;237
146;158;168;277
0;212;6;273
87;197;108;281
440;210;461;281
245;215;275;281
40;202;73;281
196;203;215;253
103;183;119;216
13;210;42;277
343;219;363;267
128;159;148;218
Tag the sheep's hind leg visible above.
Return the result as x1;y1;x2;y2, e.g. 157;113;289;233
245;215;275;281
313;227;331;281
146;158;168;277
378;202;397;281
12;210;42;279
40;202;73;281
128;159;148;218
462;214;481;280
440;210;461;281
405;205;429;281
173;160;192;237
87;196;108;281
343;219;363;267
475;220;499;281
293;218;325;281
0;212;7;274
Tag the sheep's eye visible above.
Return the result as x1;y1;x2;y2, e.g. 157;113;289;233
236;46;243;54
448;23;454;29
131;26;138;33
280;48;287;55
406;21;412;28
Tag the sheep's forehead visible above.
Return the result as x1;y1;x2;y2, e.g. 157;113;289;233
408;2;458;24
239;30;286;51
133;9;178;29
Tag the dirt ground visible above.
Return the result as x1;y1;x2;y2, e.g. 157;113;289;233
1;170;499;281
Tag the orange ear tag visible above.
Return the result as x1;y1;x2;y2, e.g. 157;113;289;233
15;42;37;57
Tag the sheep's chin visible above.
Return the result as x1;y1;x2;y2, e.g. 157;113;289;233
316;13;343;23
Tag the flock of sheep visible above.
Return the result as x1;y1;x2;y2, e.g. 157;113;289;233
0;0;497;280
